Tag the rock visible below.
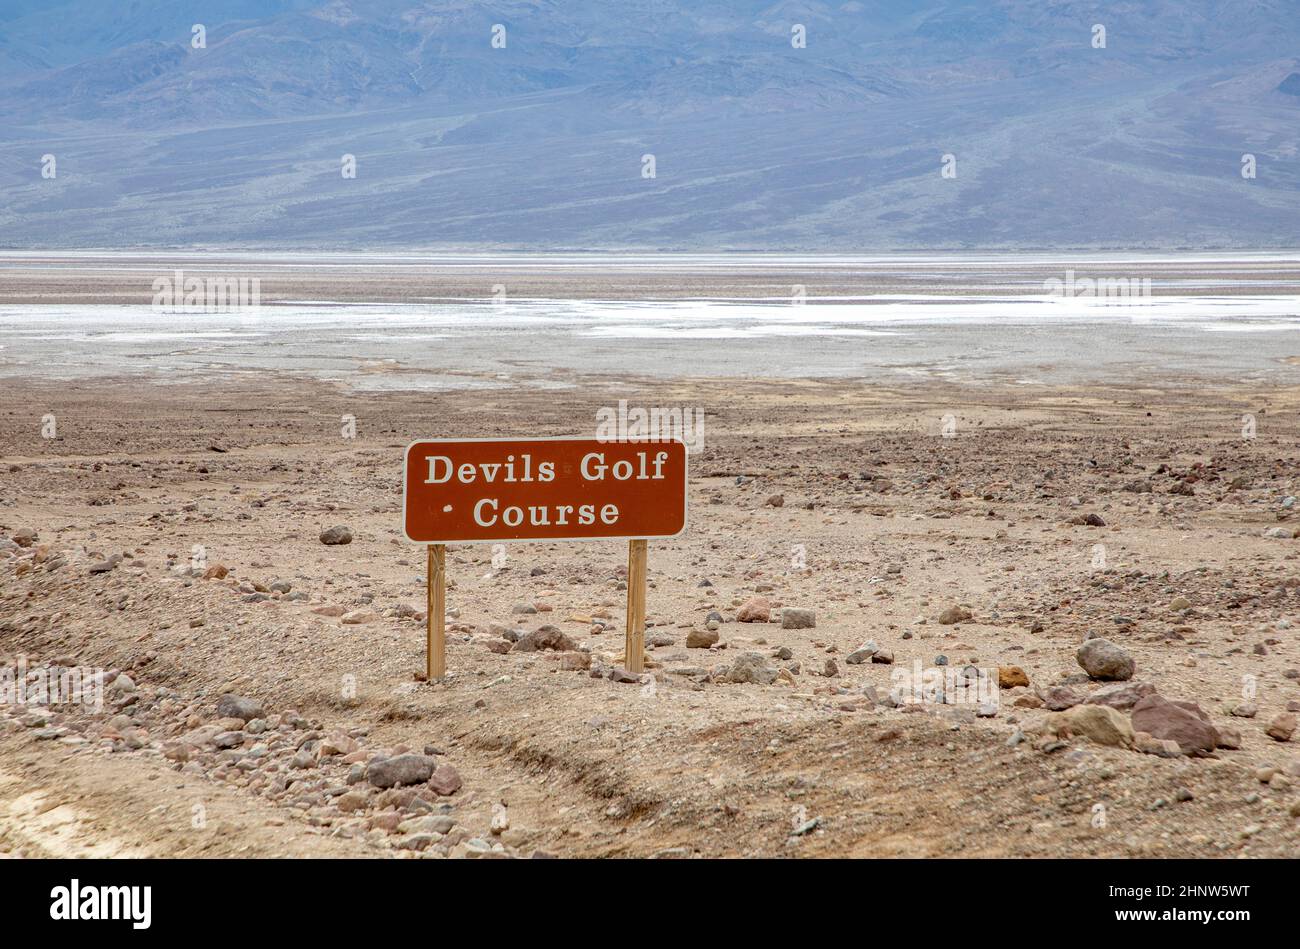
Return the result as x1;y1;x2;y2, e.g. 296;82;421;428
401;815;455;835
319;732;357;757
1130;694;1219;755
1216;727;1243;750
1014;694;1044;708
1264;527;1294;539
213;730;245;750
822;658;839;677
558;651;591;671
1049;705;1134;748
937;605;971;625
871;649;894;664
1076;638;1135;681
202;564;229;580
1084;681;1155;710
1083;513;1106;527
215;694;265;722
511;625;576;652
781;607;816;630
332;790;367;813
366;754;437;789
1134;732;1184;758
608;667;640;684
340;609;377;625
12;527;37;547
725;652;779;685
510;602;538;615
765;494;785;507
427;763;463;796
312;605;346;617
108;673;135;693
1266;713;1297;742
686;628;719;648
846;642;879;664
319;525;353;545
490;804;509;835
1039;685;1082;711
88;556;119;574
998;666;1029;689
736;597;770;623
1168;596;1191;612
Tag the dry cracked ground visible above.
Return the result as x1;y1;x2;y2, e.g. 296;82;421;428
2;375;1300;858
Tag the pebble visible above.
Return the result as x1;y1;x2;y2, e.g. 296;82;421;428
366;754;437;789
781;607;816;630
1076;638;1135;681
725;653;778;685
319;525;353;545
511;625;577;652
1266;713;1297;742
846;641;878;664
427;763;463;796
686;628;719;648
937;605;971;625
216;694;265;722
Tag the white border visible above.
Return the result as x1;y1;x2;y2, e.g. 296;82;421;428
401;436;689;545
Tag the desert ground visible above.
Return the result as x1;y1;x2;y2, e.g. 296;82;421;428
2;256;1299;858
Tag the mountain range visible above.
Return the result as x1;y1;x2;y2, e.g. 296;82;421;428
1;0;1298;249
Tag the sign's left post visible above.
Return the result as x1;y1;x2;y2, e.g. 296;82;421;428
427;543;446;681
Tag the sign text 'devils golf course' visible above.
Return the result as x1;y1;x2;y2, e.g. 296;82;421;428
403;438;687;543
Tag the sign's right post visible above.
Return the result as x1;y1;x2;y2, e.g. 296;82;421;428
624;538;648;673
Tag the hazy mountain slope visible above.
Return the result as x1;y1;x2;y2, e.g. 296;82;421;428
1;0;1298;248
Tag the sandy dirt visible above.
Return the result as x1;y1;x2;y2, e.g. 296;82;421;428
3;369;1300;858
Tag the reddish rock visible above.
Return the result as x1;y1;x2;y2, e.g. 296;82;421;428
1266;712;1296;742
998;666;1030;689
1130;694;1218;756
428;764;463;796
1039;685;1082;711
737;597;770;623
558;651;591;671
511;624;577;652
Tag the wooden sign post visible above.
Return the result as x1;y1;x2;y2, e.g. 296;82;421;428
426;543;445;680
403;438;688;680
624;538;648;674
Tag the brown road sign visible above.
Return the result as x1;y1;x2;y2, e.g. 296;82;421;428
403;437;688;544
